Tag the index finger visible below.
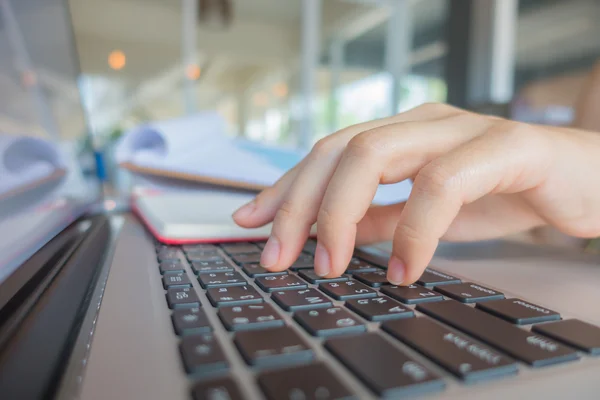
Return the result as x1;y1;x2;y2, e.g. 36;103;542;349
315;114;484;277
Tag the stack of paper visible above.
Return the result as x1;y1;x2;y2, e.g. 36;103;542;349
116;112;413;205
0;133;66;199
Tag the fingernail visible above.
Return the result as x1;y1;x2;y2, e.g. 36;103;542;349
314;243;331;277
261;236;280;268
387;256;405;285
232;199;256;219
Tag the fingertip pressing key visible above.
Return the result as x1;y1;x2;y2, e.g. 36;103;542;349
260;236;281;269
387;256;405;285
314;242;331;277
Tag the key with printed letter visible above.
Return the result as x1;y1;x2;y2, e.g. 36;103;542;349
180;333;228;375
192;377;243;400
234;326;314;367
476;298;561;324
166;287;200;309
417;300;579;367
207;286;263;307
159;261;185;275
162;272;191;289
298;269;348;284
272;288;332;311
382;317;518;382
380;284;444;304
417;268;461;287
345;296;414;321
255;275;308;292
198;271;247;289
352;270;391;287
434;282;504;303
344;258;379;274
294;306;366;337
242;263;288;278
231;253;262;265
319;280;377;300
288;254;315;270
172;307;211;335
218;303;284;331
191;260;234;274
325;333;445;398
532;319;600;355
258;363;354;400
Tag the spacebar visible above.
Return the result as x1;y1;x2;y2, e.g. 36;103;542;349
417;301;579;367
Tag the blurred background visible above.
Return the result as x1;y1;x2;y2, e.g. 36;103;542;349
3;0;600;184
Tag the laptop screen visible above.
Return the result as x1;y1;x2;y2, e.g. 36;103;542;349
0;0;100;289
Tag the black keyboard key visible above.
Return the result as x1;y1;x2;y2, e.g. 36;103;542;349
198;271;247;289
380;284;443;304
256;275;308;292
417;268;461;288
325;333;445;398
258;363;354;400
345;296;414;321
272;288;332;311
417;300;579;367
172;307;211;335
183;244;217;253
180;333;228;375
162;272;191;289
344;258;379;274
294;306;366;337
187;253;225;263
254;241;267;249
319;281;377;300
352;270;390;287
235;326;314;367
166;287;200;309
159;261;185;274
298;269;348;284
191;260;234;274
302;240;317;255
221;243;260;255
157;249;180;262
476;298;561;325
532;319;600;355
288;254;315;270
382;317;518;382
242;263;288;277
192;377;243;400
434;282;504;303
219;303;284;331
184;248;221;258
156;244;178;252
207;286;263;307
231;253;262;264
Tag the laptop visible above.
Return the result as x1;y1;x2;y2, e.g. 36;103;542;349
1;0;600;399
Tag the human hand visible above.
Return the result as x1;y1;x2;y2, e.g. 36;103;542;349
233;103;600;285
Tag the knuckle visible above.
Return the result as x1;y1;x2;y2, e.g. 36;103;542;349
275;198;302;222
311;137;338;157
317;206;336;228
345;130;385;159
414;162;460;197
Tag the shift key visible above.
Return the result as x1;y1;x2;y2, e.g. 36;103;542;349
417;300;579;367
383;317;518;382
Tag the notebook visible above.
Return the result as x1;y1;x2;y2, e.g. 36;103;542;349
0;133;66;200
116;113;413;206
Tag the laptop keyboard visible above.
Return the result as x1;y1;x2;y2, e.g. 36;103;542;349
154;240;600;399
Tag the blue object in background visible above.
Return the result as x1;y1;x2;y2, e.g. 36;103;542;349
94;150;106;181
234;139;306;171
